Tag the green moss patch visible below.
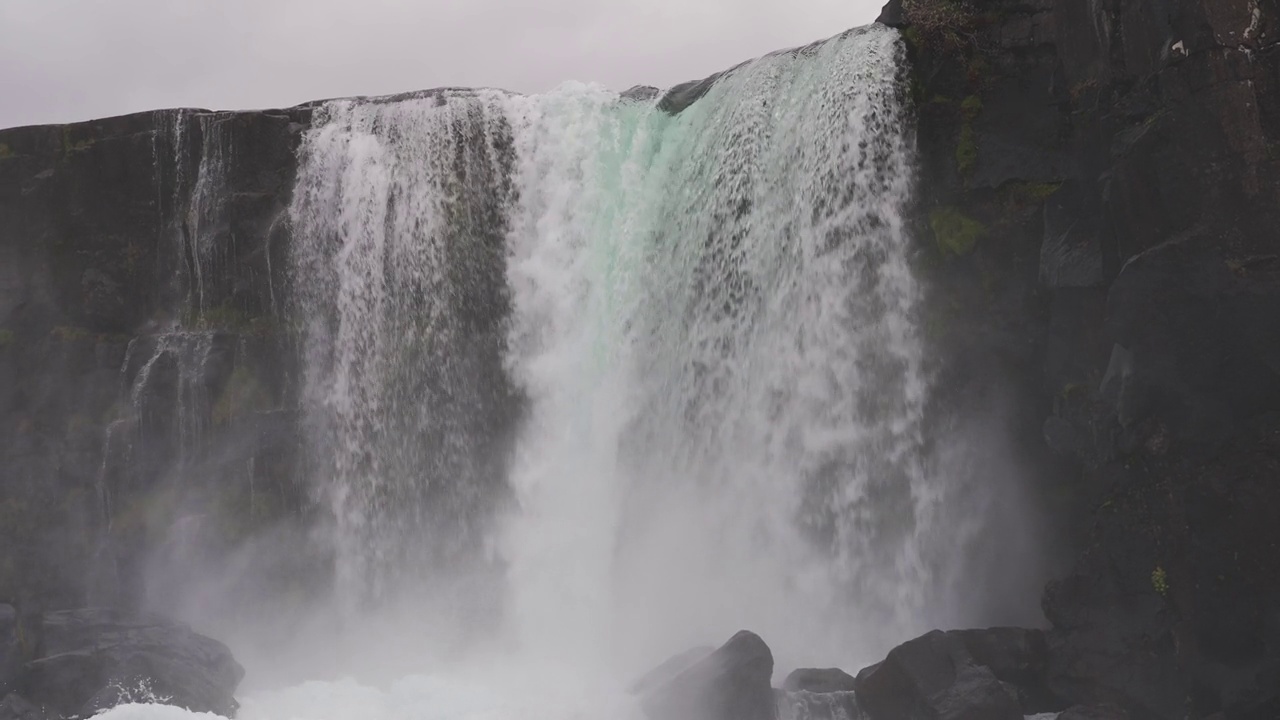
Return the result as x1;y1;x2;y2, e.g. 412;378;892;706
0;329;13;348
930;206;985;256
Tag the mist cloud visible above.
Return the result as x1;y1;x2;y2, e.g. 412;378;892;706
0;0;884;129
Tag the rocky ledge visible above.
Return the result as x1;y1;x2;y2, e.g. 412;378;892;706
0;606;242;719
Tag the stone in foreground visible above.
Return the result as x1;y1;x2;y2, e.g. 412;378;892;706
637;630;775;720
854;630;1027;720
12;608;243;719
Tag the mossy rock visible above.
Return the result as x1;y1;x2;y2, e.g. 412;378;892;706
0;329;14;348
930;206;985;256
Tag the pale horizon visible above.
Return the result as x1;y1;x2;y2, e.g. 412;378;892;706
0;0;885;130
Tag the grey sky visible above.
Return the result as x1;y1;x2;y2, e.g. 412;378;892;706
0;0;885;130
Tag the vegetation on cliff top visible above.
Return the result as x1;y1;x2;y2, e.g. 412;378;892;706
902;0;978;53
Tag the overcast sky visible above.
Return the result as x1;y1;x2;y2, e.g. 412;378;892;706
0;0;885;130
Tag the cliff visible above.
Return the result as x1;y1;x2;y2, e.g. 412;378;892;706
885;0;1280;716
0;107;316;614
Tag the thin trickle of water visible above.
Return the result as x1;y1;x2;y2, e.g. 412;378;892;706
184;114;231;316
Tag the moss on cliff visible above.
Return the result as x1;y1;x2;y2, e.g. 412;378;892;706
930;206;985;256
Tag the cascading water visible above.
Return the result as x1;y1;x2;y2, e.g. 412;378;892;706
501;25;929;673
290;94;521;609
101;22;1015;720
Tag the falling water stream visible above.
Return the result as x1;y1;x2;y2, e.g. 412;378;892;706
100;25;1001;720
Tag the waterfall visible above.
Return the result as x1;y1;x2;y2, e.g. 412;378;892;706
500;26;926;671
288;24;969;674
290;93;521;606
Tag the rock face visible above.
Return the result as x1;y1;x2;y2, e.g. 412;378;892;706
0;607;242;719
0;106;319;618
898;0;1280;716
637;631;776;720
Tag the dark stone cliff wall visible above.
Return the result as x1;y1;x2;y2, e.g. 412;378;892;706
0;107;314;613
887;0;1280;716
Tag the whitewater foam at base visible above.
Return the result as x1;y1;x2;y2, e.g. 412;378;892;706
110;23;1008;720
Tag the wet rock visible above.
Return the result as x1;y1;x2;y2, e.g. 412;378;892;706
637;631;775;720
0;606;17;695
782;667;857;693
621;86;661;103
951;628;1055;712
1040;182;1104;289
853;630;1023;720
1057;705;1130;720
0;694;43;720
14;608;243;718
875;0;905;28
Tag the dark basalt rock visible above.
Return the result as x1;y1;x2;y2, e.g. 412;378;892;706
637;631;776;720
781;667;857;694
14;608;243;719
0;694;43;720
853;630;1023;720
621;85;661;103
874;0;905;29
0;606;18;696
895;0;1280;714
1058;705;1131;720
0;103;315;616
657;71;736;115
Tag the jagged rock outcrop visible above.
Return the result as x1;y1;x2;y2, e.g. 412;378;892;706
898;0;1280;717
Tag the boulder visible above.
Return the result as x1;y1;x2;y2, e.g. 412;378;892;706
951;628;1055;712
14;608;242;719
0;695;43;720
781;668;857;694
637;631;775;720
853;630;1031;720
